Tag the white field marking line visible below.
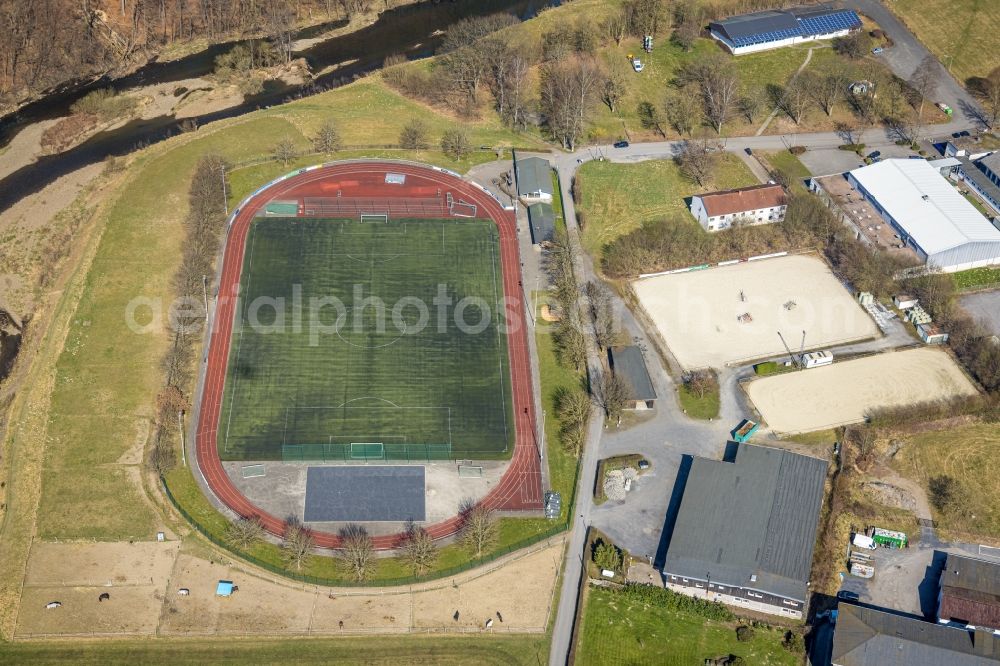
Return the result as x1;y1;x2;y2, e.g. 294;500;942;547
328;434;408;442
223;224;260;454
282;407;290;446
488;225;510;449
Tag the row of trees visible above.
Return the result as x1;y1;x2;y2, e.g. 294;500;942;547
149;153;229;474
0;0;378;103
223;501;500;579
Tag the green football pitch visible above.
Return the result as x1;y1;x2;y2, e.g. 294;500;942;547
218;217;514;461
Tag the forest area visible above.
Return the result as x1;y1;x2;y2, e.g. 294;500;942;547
0;0;386;108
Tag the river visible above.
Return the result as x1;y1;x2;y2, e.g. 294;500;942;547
0;0;556;213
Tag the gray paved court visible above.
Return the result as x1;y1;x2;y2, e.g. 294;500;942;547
304;465;426;522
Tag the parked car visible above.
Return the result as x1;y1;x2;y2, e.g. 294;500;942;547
868;150;881;159
613;140;630;148
628;55;644;72
872;47;884;55
744;147;753;156
638;459;650;470
837;590;860;602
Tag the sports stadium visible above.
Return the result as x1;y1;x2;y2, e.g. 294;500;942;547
194;161;543;549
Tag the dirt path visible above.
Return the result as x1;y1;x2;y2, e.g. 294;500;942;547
755;47;816;136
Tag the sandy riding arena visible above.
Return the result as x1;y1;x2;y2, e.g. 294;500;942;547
633;254;879;369
746;348;978;433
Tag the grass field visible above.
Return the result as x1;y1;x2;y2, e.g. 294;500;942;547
953;266;1000;291
763;150;812;191
574;155;757;260
0;634;549;665
677;384;720;420
891;0;1000;85
576;587;800;665
219;217;512;461
893;422;1000;541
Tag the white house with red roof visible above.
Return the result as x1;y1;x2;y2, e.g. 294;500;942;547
689;183;788;232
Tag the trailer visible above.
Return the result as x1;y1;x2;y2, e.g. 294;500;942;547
732;419;759;443
871;527;908;549
801;350;834;369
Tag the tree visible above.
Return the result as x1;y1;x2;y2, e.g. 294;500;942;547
672;0;702;52
460;502;498;557
313;120;341;154
337;523;375;580
281;519;314;571
440;128;472;160
601;60;628;114
598;370;632;422
604;8;628;45
834;120;865;147
626;0;667;37
929;475;960;512
697;56;739;134
225;515;265;550
810;67;849;117
909;55;938;117
486;40;531;129
684;369;718;400
262;0;295;64
554;322;588;372
834;31;872;59
541;55;602;150
593;539;622;571
676;138;718;187
665;87;701;135
272;136;297;166
976;66;1000;128
777;77;811;125
584;280;617;349
400;521;437;575
399;119;429;149
637;101;666;136
737;89;764;124
556;386;593;433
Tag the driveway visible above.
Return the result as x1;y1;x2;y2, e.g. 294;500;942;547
961;289;1000;336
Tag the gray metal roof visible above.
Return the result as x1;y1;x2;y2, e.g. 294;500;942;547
832;603;1000;665
980;152;1000;176
527;203;555;244
943;554;1000;598
609;346;656;401
662;444;827;602
960;156;1000;208
514;156;552;198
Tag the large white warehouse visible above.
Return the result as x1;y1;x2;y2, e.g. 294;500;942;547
847;159;1000;273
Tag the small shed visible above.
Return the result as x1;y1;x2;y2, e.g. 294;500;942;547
527;203;556;245
216;580;235;597
513;156;553;203
893;294;918;310
917;322;949;344
609;346;656;409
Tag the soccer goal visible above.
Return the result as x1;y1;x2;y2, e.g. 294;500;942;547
360;213;389;224
350;442;386;460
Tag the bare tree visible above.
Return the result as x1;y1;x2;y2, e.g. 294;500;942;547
672;0;702;52
977;67;1000;128
809;67;849;117
698;56;739;134
272;136;297;166
226;515;265;550
337;524;375;580
313;120;341;154
486;39;531;128
834;120;865;146
584;280;617;349
460;502;498;558
777;77;811;125
684;369;718;399
598;370;632;422
909;54;938;117
604;8;628;45
738;88;764;124
541;55;602;150
441;128;472;160
400;521;437;575
664;87;701;135
675;137;718;187
282;519;314;571
601;60;628;114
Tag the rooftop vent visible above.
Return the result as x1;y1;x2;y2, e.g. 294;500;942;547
922;194;930;201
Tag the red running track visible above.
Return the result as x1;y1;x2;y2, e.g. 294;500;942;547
195;161;543;550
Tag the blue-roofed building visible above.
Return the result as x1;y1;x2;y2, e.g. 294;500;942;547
710;3;861;55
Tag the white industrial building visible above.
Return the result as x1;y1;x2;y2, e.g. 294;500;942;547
847;159;1000;273
709;4;861;55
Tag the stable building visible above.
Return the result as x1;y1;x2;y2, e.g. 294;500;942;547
513;156;553;203
709;3;861;55
832;603;1000;665
689;183;787;232
847;159;1000;272
661;444;827;619
939;554;1000;633
608;346;656;410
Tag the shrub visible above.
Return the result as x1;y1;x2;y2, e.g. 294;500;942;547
619;584;735;621
399;119;429;150
929;474;960;512
592;539;622;571
782;630;805;653
789;145;807;155
440;128;471;160
838;143;865;151
735;625;755;642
